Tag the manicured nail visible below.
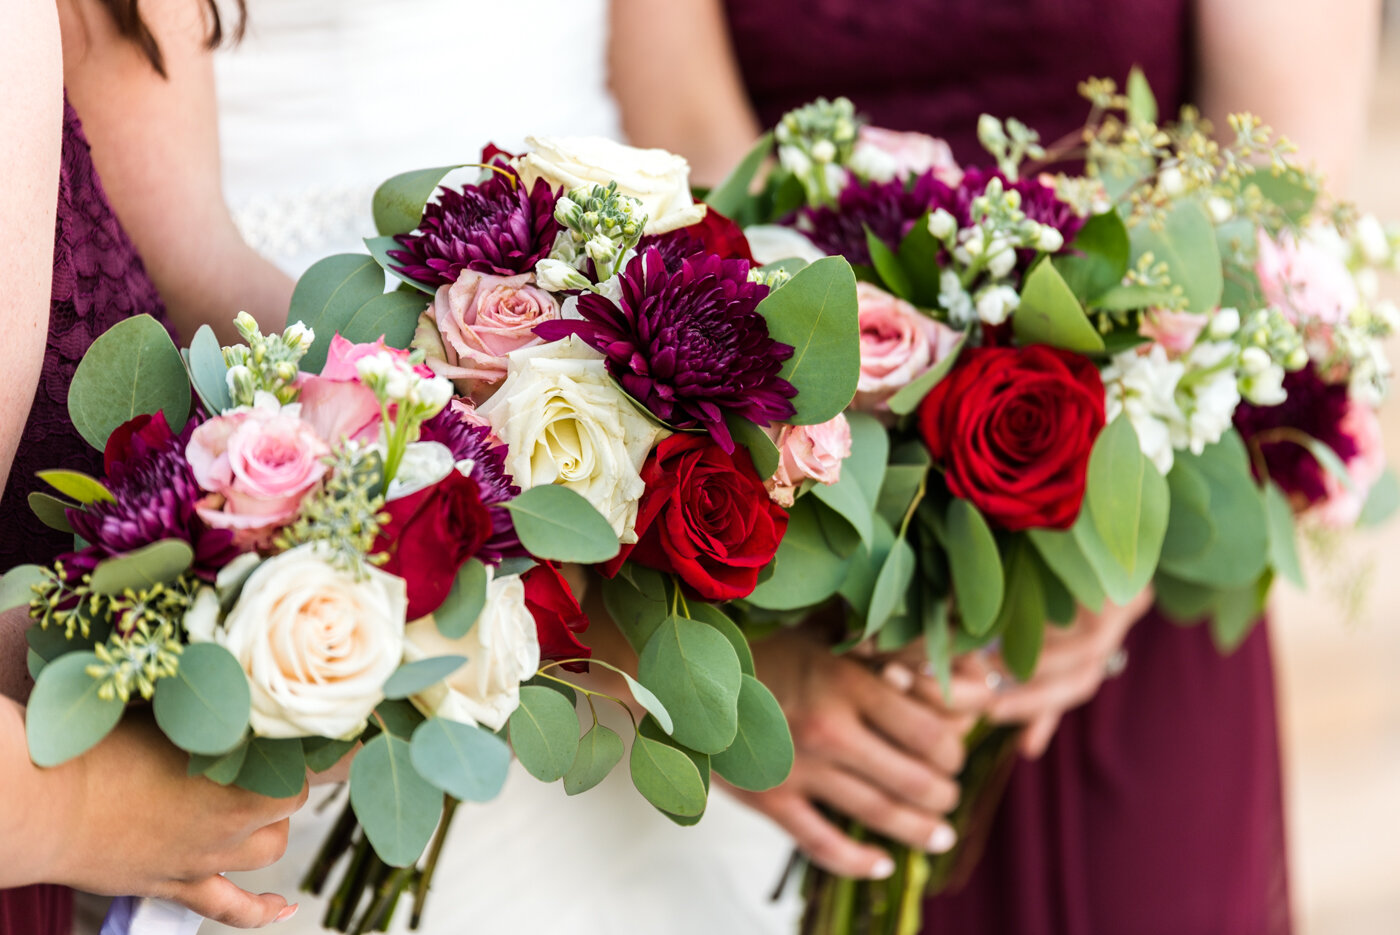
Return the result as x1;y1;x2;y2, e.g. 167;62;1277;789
882;663;915;692
275;904;299;923
869;857;896;879
927;824;957;854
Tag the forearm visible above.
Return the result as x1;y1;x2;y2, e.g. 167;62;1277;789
153;231;295;344
0;698;81;886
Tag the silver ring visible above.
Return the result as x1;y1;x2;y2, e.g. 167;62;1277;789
985;670;1005;692
1104;648;1129;679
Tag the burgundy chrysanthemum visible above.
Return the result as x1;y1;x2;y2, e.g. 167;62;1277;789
419;409;523;562
62;413;239;581
388;169;561;286
1234;367;1357;505
536;249;796;452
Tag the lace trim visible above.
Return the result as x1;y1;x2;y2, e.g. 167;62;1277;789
229;182;379;262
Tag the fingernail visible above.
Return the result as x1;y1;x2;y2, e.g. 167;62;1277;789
919;662;939;679
870;856;896;879
882;663;915;692
276;905;299;923
927;824;957;854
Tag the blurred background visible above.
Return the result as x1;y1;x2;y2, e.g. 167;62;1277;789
1275;15;1400;933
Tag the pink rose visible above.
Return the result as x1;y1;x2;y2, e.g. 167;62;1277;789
424;271;561;390
1256;228;1358;327
187;403;331;549
852;127;962;184
852;283;962;412
1313;401;1385;527
1139;308;1209;356
767;415;853;508
297;335;430;445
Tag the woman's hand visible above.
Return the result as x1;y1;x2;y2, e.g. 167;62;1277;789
4;702;308;927
983;589;1155;758
728;632;989;879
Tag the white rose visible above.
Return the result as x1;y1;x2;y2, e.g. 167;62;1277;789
200;544;407;739
517;136;707;235
476;336;666;543
403;570;540;731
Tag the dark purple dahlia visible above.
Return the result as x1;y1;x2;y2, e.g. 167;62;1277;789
1234;367;1356;505
536;249;796;452
792;171;953;265
388;170;561;286
419;409;523;561
62;413;239;582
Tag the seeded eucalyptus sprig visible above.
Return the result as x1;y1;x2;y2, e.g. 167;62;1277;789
274;447;391;576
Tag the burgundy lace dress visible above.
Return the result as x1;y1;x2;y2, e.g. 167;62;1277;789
726;3;1291;933
0;98;169;935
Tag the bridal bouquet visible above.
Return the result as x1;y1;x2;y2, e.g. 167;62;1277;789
709;74;1399;933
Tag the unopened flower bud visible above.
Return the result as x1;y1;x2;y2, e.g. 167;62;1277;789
1208;307;1240;340
927;208;957;241
1035;226;1064;253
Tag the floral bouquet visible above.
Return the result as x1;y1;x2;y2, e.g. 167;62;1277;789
708;74;1399;933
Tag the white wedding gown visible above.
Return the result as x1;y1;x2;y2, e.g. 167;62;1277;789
201;2;801;933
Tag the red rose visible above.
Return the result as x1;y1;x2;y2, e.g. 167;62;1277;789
522;563;591;672
918;345;1105;531
605;435;788;601
375;471;492;620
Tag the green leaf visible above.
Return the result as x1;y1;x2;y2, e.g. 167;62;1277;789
373;165;462;237
629;734;707;818
865;228;914;300
636;615;743;754
335;290;424;351
37;470;114;505
69;315;191;450
410;716;511;802
1090;283;1179;313
921;591;953;695
0;565;45;613
897;212;945;307
1054;211;1129;303
866;536;916;636
621;670;674;735
89;540;194;596
687;603;756;678
303;737;357;774
349;733;441;867
1263;482;1305;588
290;254;388;373
504;485;621;563
563;723;626;796
1159;458;1216;562
711;674;794;791
875;442;932;529
942;499;1004;637
1126;66;1158;126
1242;167;1317;226
726;414;781;480
373;698;425;739
25;652;124;767
26;650;45;682
757;256;860;425
433;560;488;639
1129;200;1223;314
1358;469;1400;528
705;132;773;219
1157;432;1270;589
365;235;437;295
152;643;251;756
1153;571;1218;622
747;496;851;610
1083;417;1169;598
600;566;670;652
186;324;232;415
636;717;711;825
234;737;306;799
811;411;888;547
1012;260;1106;354
189;740;249;785
997;542;1049;681
27;492;76;534
1027;528;1106;613
1298;434;1354;491
382;656;467;701
886;330;968;416
1041;561;1076;625
1207;573;1271;654
507;684;581;782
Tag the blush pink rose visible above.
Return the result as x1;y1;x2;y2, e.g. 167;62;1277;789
187;404;331;549
853;127;962;184
1256;228;1359;327
852;283;962;412
1313;401;1385;527
766;415;853;507
424;271;561;390
297;335;431;445
1139;308;1209;356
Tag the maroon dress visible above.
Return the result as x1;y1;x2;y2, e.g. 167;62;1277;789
727;3;1292;933
0;98;169;935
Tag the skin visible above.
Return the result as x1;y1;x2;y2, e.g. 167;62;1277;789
607;0;1381;874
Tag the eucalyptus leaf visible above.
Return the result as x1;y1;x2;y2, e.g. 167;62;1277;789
1026;527;1106;613
711;675;794;791
365;235;437;294
335;290;424;351
600;567;670;652
373;165;463;237
636;718;711;826
186;324;233;415
1242;167;1317;226
289;254;388;372
303;737;357;774
1157;432;1270;589
897;212;945;307
757;256;860;425
1054;210;1129;303
373;699;425;739
629;734;707;818
705;133;773;219
1;565;46;613
726;415;781;480
747;496;851;610
1358;469;1400;528
636;616;742;754
1083;417;1169;597
563;723;626;796
942;500;1004;637
1012;260;1105;353
382;656;468;701
152;643;251;756
27;493;76;534
1126;66;1158;126
188;740;249;786
810;411;889;547
25;651;124;767
1298;433;1354;491
89;540;194;595
621;670;674;735
433;560;488;639
410;716;511;802
234;738;306;799
1263;481;1305;588
1129;200;1223;314
505;485;621;563
37;470;114;505
997;542;1049;681
865;536;916;637
1091;283;1179;313
865;228;914;300
68;315;191;450
1207;573;1272;654
886;330;968;415
686;603;756;678
507;685;581;782
350;733;441;867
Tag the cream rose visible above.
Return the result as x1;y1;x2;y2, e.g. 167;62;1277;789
196;544;408;739
516;135;707;235
476;336;666;543
403;570;539;730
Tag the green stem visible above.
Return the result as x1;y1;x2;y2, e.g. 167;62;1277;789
409;796;459;930
301;796;360;896
323;833;373;932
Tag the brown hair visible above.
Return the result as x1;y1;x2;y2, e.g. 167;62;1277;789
96;0;247;77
